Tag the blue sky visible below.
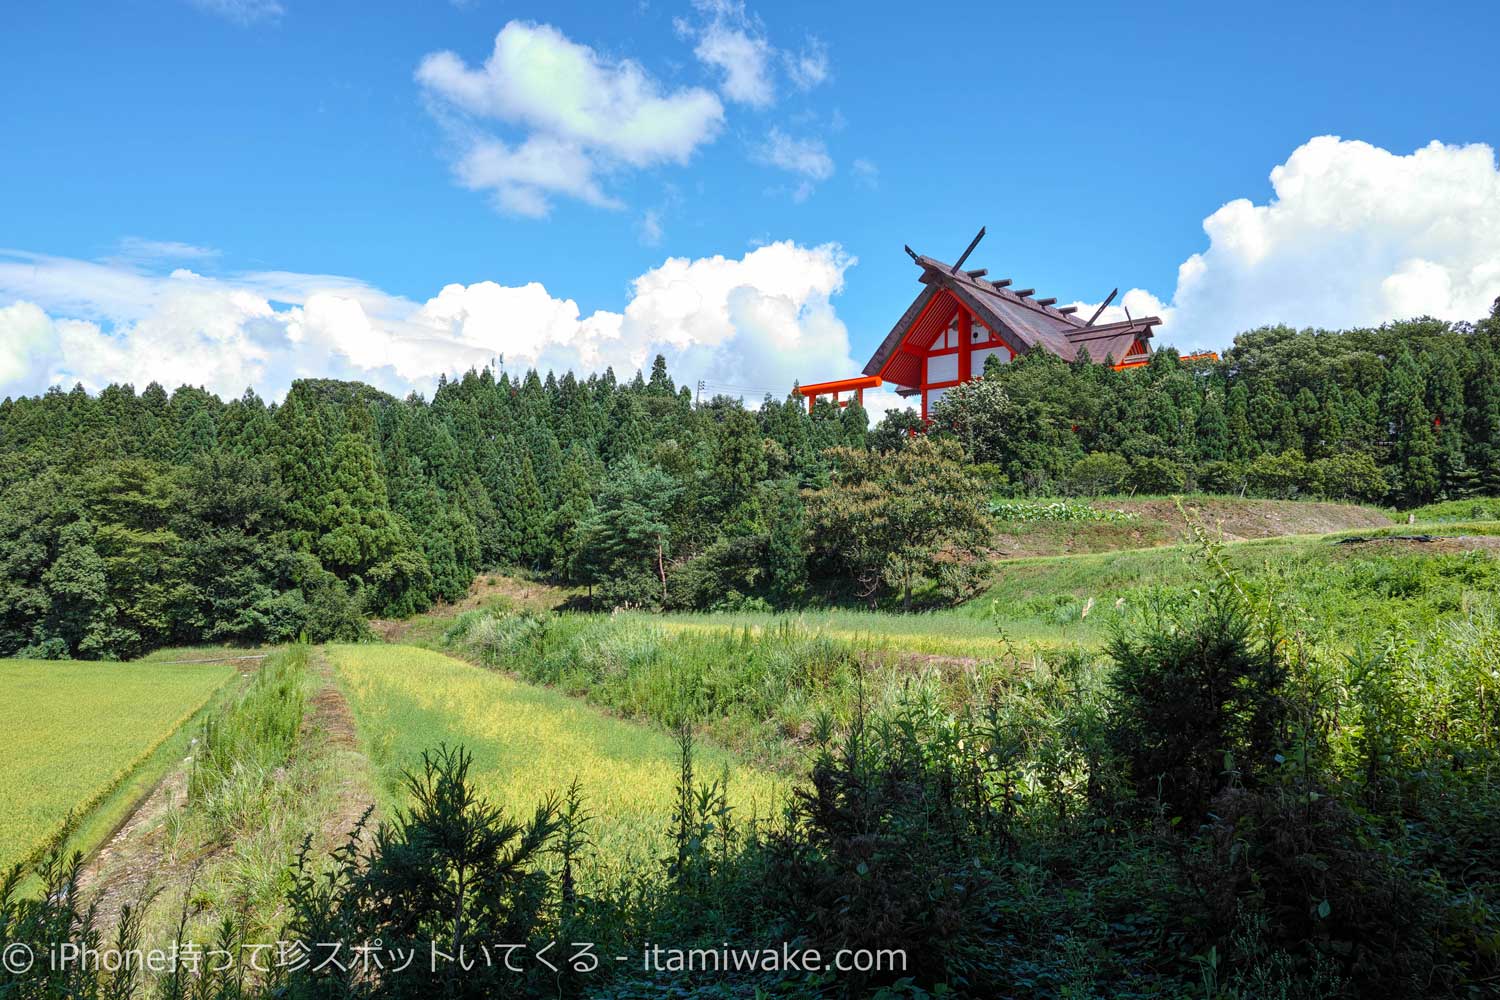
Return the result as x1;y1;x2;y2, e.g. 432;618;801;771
2;0;1498;407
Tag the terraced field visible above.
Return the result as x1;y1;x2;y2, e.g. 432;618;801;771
0;659;235;870
330;644;783;865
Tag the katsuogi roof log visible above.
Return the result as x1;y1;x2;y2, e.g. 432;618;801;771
862;252;1162;380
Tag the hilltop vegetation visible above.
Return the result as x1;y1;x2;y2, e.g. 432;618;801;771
934;308;1500;504
1;307;1498;658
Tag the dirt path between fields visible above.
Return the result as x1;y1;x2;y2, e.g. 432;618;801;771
77;648;377;934
304;648;379;850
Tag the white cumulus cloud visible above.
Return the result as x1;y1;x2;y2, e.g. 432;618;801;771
1150;136;1500;350
417;21;724;216
0;242;872;414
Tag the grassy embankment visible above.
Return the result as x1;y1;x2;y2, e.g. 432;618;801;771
651;518;1500;653
396;497;1422;662
1404;497;1500;522
330;643;781;868
987;493;1392;558
0;658;236;872
440;513;1500;770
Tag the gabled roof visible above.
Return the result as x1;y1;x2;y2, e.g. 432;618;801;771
864;254;1162;384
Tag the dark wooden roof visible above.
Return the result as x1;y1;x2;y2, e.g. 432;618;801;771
863;254;1161;386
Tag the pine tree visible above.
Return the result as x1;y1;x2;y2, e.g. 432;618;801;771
554;443;603;578
577;458;682;607
525;422;564;509
1314;384;1347;459
1293;387;1321;457
276;389;332;551
1226;382;1255;460
708;407;767;529
764;478;807;604
1385;349;1440;504
1195;390;1230;462
1466;342;1500;493
647;354;675;396
1426;349;1470;495
840;399;869;448
602;394;647;466
476;439;520;564
503;449;548;569
176;408;219;463
226;388;274;458
315;432;415;582
139;382;174;460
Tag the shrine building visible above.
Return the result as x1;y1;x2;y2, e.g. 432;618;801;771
798;231;1211;420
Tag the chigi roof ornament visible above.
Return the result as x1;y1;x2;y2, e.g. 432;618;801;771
800;228;1210;422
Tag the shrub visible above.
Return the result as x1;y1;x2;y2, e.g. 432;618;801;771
762;702;1005;994
1313;451;1388;502
1246;449;1314;499
1066;451;1131;496
1196;459;1247;495
1106;594;1286;825
806;439;990;610
1190;783;1446;998
1128;455;1187;494
282;745;561;1000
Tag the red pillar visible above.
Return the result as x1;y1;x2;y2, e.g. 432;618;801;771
959;309;973;382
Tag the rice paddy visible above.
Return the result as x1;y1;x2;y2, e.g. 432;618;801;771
0;658;236;870
329;644;783;867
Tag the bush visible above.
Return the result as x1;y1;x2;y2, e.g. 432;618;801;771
763;703;1006;994
1246;450;1314;499
1190;783;1446;997
1313;452;1388;502
1106;594;1286;825
1066;451;1131;496
282;745;561;1000
1128;455;1187;494
1196;459;1247;495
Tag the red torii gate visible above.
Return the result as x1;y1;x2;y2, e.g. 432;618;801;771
796;375;882;414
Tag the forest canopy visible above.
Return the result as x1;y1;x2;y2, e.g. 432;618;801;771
1;305;1497;659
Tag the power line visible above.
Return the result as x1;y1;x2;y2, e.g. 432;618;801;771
695;380;782;397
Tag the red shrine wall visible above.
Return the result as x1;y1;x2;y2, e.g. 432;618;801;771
912;299;1015;420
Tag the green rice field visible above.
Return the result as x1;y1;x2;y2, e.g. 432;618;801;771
0;658;236;870
330;644;783;867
